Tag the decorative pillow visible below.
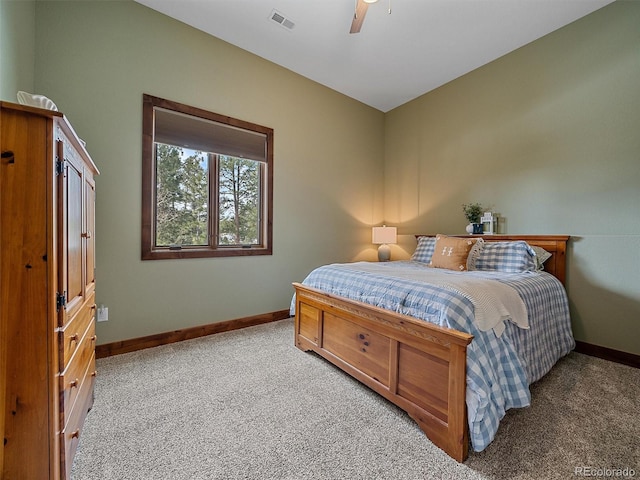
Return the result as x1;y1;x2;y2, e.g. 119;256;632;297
473;241;538;273
411;236;437;264
466;237;485;271
530;245;552;271
429;234;479;271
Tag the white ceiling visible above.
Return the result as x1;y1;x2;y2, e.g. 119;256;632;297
135;0;615;112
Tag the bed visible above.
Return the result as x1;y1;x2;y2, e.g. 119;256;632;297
292;234;573;462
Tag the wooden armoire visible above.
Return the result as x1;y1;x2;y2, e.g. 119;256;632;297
1;101;99;479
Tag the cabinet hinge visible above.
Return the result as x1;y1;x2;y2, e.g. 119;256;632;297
56;291;67;311
55;158;65;176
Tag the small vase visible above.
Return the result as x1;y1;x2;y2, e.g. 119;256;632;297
465;223;474;234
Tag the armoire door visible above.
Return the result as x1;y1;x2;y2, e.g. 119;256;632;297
84;173;96;297
57;135;87;326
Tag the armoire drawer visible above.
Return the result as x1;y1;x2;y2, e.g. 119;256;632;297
60;355;96;479
60;320;96;421
60;295;96;369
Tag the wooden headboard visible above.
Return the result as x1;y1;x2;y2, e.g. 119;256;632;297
415;235;569;285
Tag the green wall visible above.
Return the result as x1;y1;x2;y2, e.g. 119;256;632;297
385;0;640;355
0;0;35;99
1;0;637;355
4;0;385;344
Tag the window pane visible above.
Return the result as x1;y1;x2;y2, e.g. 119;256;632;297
155;144;209;247
217;155;261;246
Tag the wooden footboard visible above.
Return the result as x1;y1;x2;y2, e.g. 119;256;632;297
293;282;474;462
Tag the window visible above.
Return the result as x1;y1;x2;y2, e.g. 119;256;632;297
142;95;273;260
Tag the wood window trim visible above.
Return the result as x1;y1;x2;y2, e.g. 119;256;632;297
141;94;273;260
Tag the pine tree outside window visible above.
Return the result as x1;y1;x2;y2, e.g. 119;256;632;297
142;95;273;260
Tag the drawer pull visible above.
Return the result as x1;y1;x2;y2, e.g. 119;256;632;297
91;335;97;342
71;429;80;440
70;378;79;389
81;231;92;238
91;304;97;310
91;371;97;377
70;333;79;343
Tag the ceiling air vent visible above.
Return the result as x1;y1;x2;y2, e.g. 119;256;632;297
269;9;295;31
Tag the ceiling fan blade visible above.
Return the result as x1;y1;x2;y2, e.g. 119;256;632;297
349;0;369;34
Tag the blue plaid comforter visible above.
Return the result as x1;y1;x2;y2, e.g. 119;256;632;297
291;261;574;452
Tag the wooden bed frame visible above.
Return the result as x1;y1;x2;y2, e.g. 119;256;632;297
293;234;568;462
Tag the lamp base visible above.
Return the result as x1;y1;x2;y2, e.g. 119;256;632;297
377;244;391;262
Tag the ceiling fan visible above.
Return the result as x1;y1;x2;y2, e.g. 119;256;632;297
350;0;390;34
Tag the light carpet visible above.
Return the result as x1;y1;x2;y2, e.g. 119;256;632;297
71;318;639;479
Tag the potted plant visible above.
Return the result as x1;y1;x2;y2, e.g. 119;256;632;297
462;203;484;234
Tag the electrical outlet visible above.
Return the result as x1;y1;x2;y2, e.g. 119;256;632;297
97;306;109;322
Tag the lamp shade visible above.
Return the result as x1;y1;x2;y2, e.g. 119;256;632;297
372;226;397;245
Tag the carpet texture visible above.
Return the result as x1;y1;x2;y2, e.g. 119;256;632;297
71;319;639;479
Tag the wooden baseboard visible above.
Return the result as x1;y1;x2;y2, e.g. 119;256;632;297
96;309;291;358
96;317;639;369
574;341;640;369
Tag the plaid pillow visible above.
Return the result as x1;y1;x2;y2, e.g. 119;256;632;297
411;236;436;264
473;241;537;273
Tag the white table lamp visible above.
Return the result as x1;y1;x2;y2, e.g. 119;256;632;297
372;225;397;262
